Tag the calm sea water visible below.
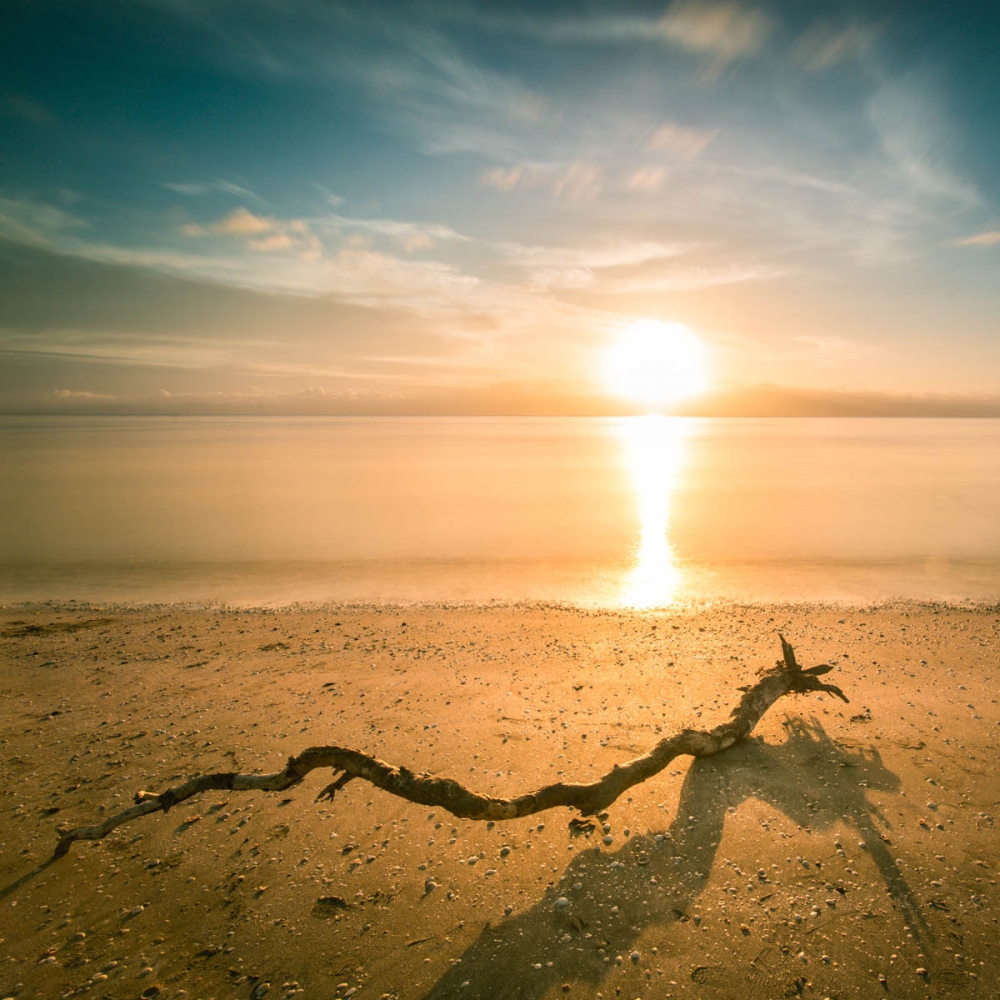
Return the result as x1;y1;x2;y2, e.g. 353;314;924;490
3;416;1000;606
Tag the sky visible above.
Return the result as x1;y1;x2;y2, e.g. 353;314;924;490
1;0;999;415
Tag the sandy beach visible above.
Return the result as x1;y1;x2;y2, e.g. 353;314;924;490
1;601;998;1000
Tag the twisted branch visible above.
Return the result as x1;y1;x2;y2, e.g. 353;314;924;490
53;635;846;858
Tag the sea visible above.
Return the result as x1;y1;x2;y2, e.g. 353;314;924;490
3;415;1000;607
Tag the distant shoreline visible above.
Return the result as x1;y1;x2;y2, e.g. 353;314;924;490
4;596;999;615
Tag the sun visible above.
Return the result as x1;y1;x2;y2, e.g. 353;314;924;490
603;319;709;410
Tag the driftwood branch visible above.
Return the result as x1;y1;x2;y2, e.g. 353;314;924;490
53;635;846;858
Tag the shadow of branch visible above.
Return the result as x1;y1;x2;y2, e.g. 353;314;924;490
420;716;924;999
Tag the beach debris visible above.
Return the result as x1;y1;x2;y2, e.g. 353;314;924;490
313;895;348;913
42;636;848;863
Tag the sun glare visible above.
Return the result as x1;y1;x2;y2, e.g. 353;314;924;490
604;319;708;410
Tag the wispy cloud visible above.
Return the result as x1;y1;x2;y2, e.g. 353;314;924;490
480;165;533;192
503;240;687;271
315;213;469;253
607;261;787;292
648;122;718;158
53;388;115;401
952;230;1000;247
470;3;771;82
658;1;773;81
791;20;879;72
0;195;475;306
867;80;979;209
499;237;782;293
625;165;669;193
552;162;603;201
479;161;604;200
182;207;321;258
163;178;259;200
0;195;86;245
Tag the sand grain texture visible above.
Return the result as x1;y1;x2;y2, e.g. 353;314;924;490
1;603;998;999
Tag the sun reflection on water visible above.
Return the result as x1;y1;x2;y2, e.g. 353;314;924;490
619;415;691;607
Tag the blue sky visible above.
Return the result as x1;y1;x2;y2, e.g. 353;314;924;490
1;0;998;413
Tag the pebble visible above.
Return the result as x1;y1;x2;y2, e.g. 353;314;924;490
554;897;570;909
484;869;497;876
630;950;640;964
603;835;613;845
467;857;478;866
252;984;270;999
500;846;511;857
129;905;145;917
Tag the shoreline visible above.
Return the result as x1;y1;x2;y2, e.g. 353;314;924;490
5;594;1000;613
2;601;998;999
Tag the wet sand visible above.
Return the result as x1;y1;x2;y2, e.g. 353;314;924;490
1;602;998;1000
